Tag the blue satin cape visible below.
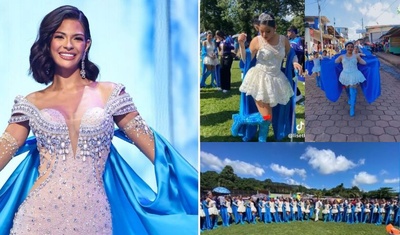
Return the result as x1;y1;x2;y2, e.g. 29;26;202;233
0;129;198;235
235;48;297;141
320;50;381;103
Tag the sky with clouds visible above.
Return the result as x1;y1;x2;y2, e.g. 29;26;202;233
305;0;400;40
201;143;400;192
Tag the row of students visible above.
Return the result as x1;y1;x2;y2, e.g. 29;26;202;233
200;196;400;231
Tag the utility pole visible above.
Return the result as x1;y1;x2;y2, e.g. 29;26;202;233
333;17;336;49
361;18;364;39
318;0;323;51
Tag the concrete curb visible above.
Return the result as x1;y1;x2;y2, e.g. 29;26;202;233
375;53;400;67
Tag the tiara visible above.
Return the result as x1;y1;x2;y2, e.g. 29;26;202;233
259;13;273;22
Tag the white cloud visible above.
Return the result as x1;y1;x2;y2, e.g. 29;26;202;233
347;21;362;40
354;0;362;4
300;146;363;174
345;3;353;11
358;159;365;165
286;178;311;189
270;163;307;180
352;171;378;186
200;151;265;177
380;170;388;175
384;178;400;184
359;2;400;26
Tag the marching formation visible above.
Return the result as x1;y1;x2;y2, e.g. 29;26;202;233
200;193;400;231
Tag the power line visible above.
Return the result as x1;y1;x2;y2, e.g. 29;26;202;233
374;0;399;24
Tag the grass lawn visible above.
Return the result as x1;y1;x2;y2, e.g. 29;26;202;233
201;221;388;235
200;60;305;142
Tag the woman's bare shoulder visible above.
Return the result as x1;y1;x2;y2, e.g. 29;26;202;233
25;88;48;104
95;81;128;97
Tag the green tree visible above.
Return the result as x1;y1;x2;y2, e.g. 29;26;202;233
368;187;397;199
200;0;305;37
200;171;219;192
218;165;237;189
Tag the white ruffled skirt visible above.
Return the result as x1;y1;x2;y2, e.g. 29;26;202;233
203;56;219;66
239;65;293;107
339;69;366;86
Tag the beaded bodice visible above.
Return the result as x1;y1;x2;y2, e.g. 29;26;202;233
8;83;138;234
255;35;285;74
8;83;136;190
205;40;216;57
342;54;358;71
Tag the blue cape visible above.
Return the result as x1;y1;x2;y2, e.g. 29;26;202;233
0;129;198;235
320;50;381;103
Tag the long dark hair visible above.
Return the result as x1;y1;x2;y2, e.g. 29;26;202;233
29;5;99;84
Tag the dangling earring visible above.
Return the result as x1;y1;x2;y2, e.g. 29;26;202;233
80;51;87;79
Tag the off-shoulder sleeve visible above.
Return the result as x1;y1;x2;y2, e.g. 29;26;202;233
8;95;34;124
105;84;137;116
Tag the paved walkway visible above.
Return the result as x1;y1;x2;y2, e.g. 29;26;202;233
375;52;400;67
305;55;400;142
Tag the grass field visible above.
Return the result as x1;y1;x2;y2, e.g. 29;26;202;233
200;60;305;142
201;220;388;235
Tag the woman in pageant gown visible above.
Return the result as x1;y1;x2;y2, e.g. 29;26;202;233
0;5;197;235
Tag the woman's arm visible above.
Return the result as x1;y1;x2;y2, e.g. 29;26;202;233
334;55;342;63
357;55;367;65
0;122;30;171
114;112;155;163
238;34;258;63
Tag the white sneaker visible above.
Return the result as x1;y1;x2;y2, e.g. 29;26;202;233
295;94;303;103
222;90;228;93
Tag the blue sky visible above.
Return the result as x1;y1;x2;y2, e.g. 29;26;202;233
201;143;400;192
305;0;400;40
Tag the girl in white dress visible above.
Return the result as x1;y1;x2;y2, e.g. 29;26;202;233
269;199;278;223
207;197;219;228
346;201;354;223
236;195;246;224
311;51;321;87
304;200;311;220
299;199;305;221
363;200;371;223
377;199;386;225
322;200;331;222
200;31;219;87
331;200;338;222
339;201;345;222
284;199;291;222
373;200;379;224
234;12;302;140
250;198;257;224
202;31;219;67
292;199;298;221
260;198;267;223
225;196;233;225
354;199;362;223
334;41;367;116
277;198;284;222
200;200;206;230
354;46;366;56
